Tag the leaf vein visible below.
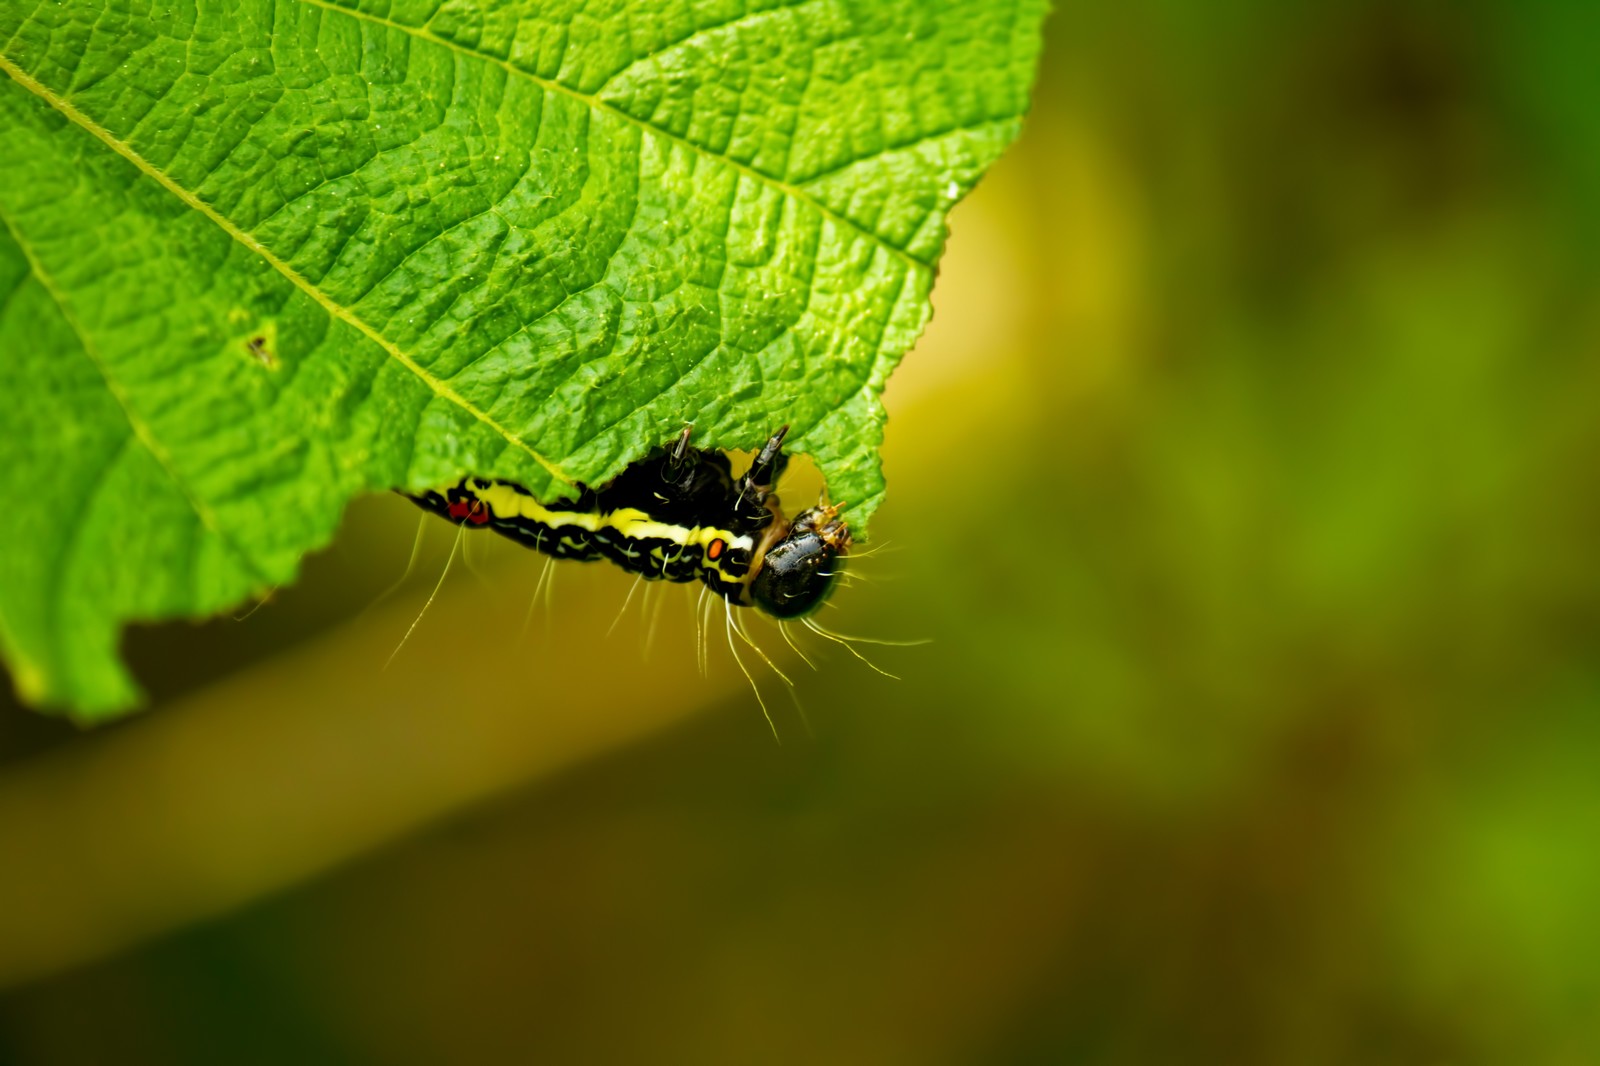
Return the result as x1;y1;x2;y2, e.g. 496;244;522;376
0;200;272;592
589;0;817;98
795;117;1017;188
48;435;131;672
293;0;934;272
0;51;574;492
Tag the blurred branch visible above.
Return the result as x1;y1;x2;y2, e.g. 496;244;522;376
0;564;752;989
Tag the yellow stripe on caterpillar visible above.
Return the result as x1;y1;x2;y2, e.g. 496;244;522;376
475;483;752;555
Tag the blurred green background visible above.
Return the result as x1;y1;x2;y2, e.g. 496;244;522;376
5;1;1600;1062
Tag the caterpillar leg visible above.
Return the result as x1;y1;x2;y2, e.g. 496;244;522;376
732;425;790;526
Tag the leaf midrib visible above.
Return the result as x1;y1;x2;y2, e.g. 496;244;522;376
0;51;574;489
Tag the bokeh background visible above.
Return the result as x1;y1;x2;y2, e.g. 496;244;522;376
5;1;1600;1062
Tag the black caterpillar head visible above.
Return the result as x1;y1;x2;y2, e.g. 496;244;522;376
749;505;851;619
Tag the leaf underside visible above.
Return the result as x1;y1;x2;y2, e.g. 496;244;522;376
0;0;1047;718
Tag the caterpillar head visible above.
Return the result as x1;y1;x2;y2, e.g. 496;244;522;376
749;505;852;619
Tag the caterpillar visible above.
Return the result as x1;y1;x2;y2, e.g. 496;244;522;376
405;426;852;619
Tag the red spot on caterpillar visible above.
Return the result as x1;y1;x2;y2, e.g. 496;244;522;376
469;505;490;525
447;499;471;520
707;538;725;561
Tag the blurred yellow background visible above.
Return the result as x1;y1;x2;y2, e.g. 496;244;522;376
5;3;1600;1062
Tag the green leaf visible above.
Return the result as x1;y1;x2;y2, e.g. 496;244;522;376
0;0;1048;719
